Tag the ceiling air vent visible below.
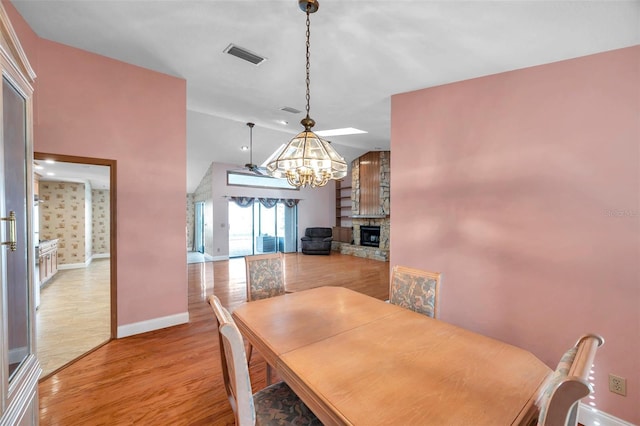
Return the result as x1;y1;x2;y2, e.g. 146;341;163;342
223;44;267;66
281;106;302;114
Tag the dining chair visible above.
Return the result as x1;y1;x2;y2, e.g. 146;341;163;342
389;265;441;318
536;333;605;426
245;252;286;383
245;252;286;302
208;295;321;426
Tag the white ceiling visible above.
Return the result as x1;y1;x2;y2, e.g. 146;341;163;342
35;159;110;190
11;0;640;193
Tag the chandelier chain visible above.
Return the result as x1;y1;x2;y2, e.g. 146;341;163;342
305;7;311;118
264;0;347;188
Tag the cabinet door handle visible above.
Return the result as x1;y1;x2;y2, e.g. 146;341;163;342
1;211;17;251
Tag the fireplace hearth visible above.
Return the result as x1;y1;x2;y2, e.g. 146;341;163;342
360;226;381;248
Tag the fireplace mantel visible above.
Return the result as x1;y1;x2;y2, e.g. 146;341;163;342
352;214;389;219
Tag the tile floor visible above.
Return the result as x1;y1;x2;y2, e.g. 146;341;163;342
36;258;111;377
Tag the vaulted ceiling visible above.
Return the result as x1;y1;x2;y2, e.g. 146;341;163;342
11;0;639;192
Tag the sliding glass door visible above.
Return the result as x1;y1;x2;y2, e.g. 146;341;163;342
229;202;255;257
228;200;297;258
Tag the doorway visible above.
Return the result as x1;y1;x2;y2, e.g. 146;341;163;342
194;201;205;253
33;153;116;378
228;199;297;258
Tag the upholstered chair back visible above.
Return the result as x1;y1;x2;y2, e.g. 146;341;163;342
245;252;285;301
389;265;441;318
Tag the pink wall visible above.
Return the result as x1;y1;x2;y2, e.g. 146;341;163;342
391;46;639;423
6;2;189;328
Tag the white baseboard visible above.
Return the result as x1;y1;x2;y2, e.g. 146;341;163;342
58;254;110;270
117;312;189;338
579;403;635;426
58;259;91;270
211;255;228;261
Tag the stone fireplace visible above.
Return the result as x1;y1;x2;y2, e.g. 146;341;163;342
334;151;390;261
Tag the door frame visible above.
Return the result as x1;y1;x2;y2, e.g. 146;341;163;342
33;153;117;342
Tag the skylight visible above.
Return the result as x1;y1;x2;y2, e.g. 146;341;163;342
315;127;367;137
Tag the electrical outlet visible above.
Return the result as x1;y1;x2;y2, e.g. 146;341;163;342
609;374;627;396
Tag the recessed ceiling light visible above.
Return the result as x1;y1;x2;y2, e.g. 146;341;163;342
46;172;55;176
241;146;249;151
34;164;44;170
275;120;288;126
45;159;55;164
315;128;368;137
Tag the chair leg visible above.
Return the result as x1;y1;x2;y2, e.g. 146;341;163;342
266;363;272;386
247;342;272;385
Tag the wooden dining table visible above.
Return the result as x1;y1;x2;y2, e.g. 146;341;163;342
232;286;552;426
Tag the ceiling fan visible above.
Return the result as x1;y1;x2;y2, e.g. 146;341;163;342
242;122;268;176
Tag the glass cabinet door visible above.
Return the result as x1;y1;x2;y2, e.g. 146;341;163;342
0;3;39;425
2;76;31;382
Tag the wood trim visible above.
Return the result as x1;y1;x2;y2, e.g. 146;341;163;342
109;160;117;338
33;153;117;340
0;3;36;84
38;340;111;381
358;152;380;216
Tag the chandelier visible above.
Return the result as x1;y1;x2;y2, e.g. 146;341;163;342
266;0;347;188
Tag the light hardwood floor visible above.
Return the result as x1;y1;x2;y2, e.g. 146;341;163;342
38;253;389;425
36;258;111;378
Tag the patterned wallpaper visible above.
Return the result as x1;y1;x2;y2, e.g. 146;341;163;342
40;181;87;265
92;189;110;254
40;181;111;265
186;193;194;250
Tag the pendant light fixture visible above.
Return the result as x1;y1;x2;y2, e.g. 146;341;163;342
266;0;347;188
